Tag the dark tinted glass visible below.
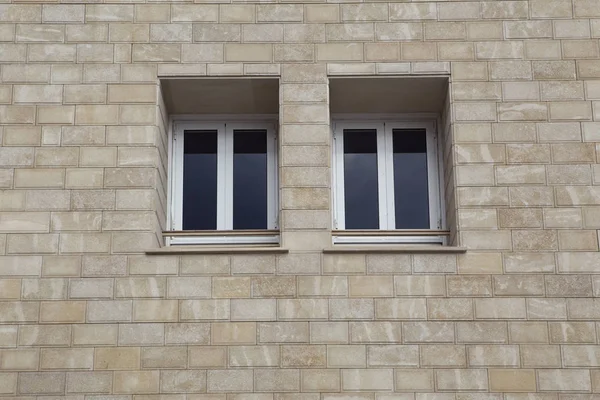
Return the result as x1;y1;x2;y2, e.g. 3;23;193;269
393;129;430;229
183;130;218;230
233;129;268;229
343;129;379;229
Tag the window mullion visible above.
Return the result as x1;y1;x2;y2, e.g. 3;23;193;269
376;123;389;230
173;125;184;230
267;124;277;230
426;125;441;229
333;126;345;230
218;124;232;230
384;123;396;230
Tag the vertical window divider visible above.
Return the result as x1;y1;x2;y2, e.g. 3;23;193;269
332;125;346;230
219;123;232;230
267;123;278;230
383;123;397;230
425;122;441;230
375;123;389;230
172;123;185;231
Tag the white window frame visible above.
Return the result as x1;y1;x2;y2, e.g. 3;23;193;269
169;119;278;245
332;118;444;244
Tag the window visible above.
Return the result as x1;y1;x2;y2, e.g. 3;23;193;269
332;120;444;244
170;121;278;245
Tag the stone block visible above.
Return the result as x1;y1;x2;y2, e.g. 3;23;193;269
229;346;279;367
342;369;393;391
389;3;436;20
538;369;591;391
252;277;296;297
368;345;418;367
467;345;520;367
66;24;108;43
327;345;365;367
547;275;593;297
180;299;229;321
40;301;85;323
436;369;488;391
118;323;164;345
0;348;38;370
427;298;473;320
281;345;325;367
161;370;207;393
447;276;492;297
349;276;393;297
113;371;159;394
489;369;536;392
527;298;567;320
457;322;507;343
549;322;596;343
133;299;178;322
231;299;276;321
395;369;434;391
375;299;426;320
22;278;66;299
18;324;71;346
330;299;373;320
421;345;466;367
73;325;118;346
351;322;403;343
521;344;561;367
189;346;226;368
310;322;347;344
40;348;93;370
301;369;340;392
278;299;328;320
208;370;253;392
493;275;544;296
531;0;572;18
231;255;275;275
66;371;112;394
166;323;210;345
18;372;65;394
88;301;132;323
212;322;256;345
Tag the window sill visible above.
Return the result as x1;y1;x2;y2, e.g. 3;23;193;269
332;229;450;246
323;245;466;254
163;230;280;246
146;246;289;255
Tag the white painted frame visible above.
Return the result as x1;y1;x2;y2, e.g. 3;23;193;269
332;119;443;244
171;120;278;245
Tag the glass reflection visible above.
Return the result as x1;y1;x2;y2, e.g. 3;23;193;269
233;129;268;229
183;130;218;230
343;129;379;229
393;129;430;229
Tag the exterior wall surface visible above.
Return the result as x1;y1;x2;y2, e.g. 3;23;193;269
1;0;600;398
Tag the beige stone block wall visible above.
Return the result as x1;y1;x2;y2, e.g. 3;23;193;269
1;0;600;397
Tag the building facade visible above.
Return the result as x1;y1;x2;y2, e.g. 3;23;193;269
1;0;600;397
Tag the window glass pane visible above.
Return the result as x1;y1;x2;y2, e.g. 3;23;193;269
343;129;379;229
233;129;268;229
393;129;430;229
183;130;218;230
